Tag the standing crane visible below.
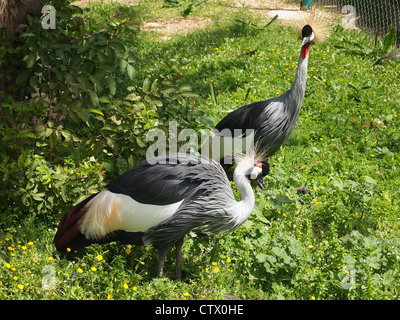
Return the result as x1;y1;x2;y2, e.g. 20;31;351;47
54;152;267;278
200;25;314;185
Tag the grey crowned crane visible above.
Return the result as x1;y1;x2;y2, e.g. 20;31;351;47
200;25;315;179
373;49;400;66
54;152;267;278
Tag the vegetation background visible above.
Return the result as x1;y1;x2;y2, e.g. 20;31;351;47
0;0;399;300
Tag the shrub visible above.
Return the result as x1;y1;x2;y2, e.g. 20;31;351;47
0;0;204;225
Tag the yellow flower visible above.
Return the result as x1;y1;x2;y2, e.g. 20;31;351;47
236;280;240;284
215;267;220;272
125;248;131;254
227;258;231;263
67;248;71;253
311;296;316;300
21;246;27;250
77;268;83;273
183;292;190;297
13;276;18;281
17;284;24;290
5;263;11;269
211;262;217;266
91;267;97;272
107;294;112;299
132;286;137;291
48;257;54;261
7;246;12;251
123;283;129;289
97;255;103;261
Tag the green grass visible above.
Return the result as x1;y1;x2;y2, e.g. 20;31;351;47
1;0;400;300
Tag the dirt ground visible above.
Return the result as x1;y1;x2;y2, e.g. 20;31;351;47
140;17;212;40
71;0;142;6
71;0;336;40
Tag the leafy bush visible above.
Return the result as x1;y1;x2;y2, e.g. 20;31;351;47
0;0;204;225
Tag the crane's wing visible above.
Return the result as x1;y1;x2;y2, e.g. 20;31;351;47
142;163;236;249
106;153;224;206
215;100;265;137
209;94;290;158
214;94;287;137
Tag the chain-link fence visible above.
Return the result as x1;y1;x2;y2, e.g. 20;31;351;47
310;0;400;47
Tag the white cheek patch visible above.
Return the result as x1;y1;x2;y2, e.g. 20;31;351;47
250;166;263;180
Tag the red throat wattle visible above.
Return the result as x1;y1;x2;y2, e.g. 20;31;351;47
301;45;309;59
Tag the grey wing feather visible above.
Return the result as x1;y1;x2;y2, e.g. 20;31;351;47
212;93;292;159
142;159;237;249
107;153;206;205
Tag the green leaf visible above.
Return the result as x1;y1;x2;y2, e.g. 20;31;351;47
89;90;99;107
128;154;135;168
201;115;215;125
99;96;110;103
75;109;89;123
110;115;121;125
271;246;291;264
104;162;114;173
109;38;126;53
136;137;146;148
106;137;116;149
18;154;25;168
29;76;38;87
108;78;116;96
366;256;380;269
210;82;217;104
151;79;159;93
32;193;45;201
364;176;377;185
275;194;292;204
143;78;151;93
127;64;136;80
263;14;278;28
383;27;396;54
24;53;36;68
20;32;36;38
89;109;104;116
17;131;35;139
256;253;268;262
382;272;395;286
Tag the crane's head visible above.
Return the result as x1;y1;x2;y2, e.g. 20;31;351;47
248;161;269;189
301;25;314;59
234;142;270;188
301;25;314;46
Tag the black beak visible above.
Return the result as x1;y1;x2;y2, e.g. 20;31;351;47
255;175;266;189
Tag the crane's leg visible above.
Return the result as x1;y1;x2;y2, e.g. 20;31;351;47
175;237;184;279
157;247;169;278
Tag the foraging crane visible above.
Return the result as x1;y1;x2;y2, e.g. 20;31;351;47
373;49;400;66
200;25;314;185
54;152;267;278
